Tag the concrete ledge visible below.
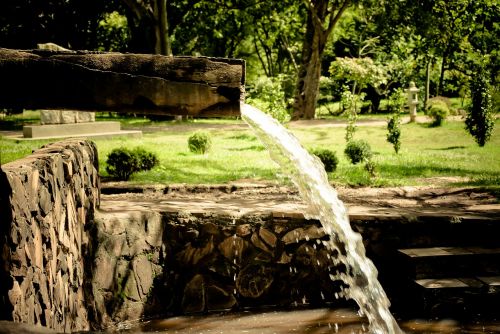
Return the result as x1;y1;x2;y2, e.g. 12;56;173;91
18;121;142;140
23;121;122;138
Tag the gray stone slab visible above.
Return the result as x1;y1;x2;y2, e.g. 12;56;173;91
23;121;121;138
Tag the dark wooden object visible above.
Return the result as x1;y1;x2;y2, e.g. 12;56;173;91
0;48;245;117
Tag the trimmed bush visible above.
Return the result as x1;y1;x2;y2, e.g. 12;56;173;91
427;96;452;110
344;140;372;164
310;148;338;172
427;102;449;126
188;131;212;154
134;148;160;171
386;114;402;153
465;66;495;147
106;147;159;180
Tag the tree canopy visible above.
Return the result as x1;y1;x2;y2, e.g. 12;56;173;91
0;0;498;121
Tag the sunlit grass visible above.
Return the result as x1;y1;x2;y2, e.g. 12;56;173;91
93;129;277;184
1;115;499;188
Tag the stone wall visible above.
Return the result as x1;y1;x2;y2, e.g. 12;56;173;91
90;210;347;329
0;139;100;332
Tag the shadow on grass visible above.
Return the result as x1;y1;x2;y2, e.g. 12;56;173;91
225;133;257;141
416;121;443;129
376;162;498;179
432;146;466;150
372;162;500;189
133;160;276;184
227;145;265;152
0;119;26;131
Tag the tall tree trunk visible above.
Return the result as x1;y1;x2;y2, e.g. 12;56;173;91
437;50;449;96
292;0;350;120
154;0;171;55
424;59;431;110
292;21;324;119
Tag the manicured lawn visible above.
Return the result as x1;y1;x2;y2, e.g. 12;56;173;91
1;112;499;188
291;120;500;187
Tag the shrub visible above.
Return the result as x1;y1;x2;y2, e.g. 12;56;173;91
344;140;372;164
106;147;159;181
310;148;338;172
465;66;495;147
364;159;377;177
427;102;449;126
188;131;212;154
427;96;452;110
246;76;290;123
427;96;459;115
134;148;160;170
386;114;402;153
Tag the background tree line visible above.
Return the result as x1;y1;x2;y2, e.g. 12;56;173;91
0;0;498;122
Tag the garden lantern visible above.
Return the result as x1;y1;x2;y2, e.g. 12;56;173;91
406;81;420;122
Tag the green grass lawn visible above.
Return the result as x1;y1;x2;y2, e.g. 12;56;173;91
1;112;499;188
292;120;500;187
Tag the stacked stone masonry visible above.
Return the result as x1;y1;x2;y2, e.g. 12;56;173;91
91;210;346;329
0;139;100;332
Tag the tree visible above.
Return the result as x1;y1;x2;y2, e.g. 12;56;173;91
380;0;499;102
0;0;111;50
96;11;131;52
120;0;172;55
292;0;351;120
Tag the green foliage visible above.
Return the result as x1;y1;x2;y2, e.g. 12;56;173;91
387;88;406;114
188;131;212;154
134;148;159;171
96;11;130;52
465;67;495;147
318;76;342;115
387;114;402;153
246;76;290;123
106;147;159;181
428;96;454;114
310;148;338;173
364;159;377;178
0;0;111;50
427;102;449;126
344;140;373;164
340;87;364;142
329;57;388;91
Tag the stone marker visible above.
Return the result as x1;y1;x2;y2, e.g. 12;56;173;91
0;48;245;117
40;110;95;125
35;44;98;126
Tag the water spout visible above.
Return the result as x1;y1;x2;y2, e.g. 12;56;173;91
241;104;403;334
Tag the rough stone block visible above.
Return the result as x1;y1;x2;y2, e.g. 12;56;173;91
40;110;61;125
0;139;99;331
60;110;76;124
75;111;95;123
0;48;245;117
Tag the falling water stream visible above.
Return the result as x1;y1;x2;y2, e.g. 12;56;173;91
241;104;404;334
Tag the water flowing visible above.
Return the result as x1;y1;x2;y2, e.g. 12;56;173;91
242;104;403;334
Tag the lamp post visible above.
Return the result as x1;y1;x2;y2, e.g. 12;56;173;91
407;81;420;122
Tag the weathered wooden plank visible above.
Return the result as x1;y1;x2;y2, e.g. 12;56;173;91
0;48;245;117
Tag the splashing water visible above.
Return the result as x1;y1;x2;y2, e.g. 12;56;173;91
241;104;403;334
